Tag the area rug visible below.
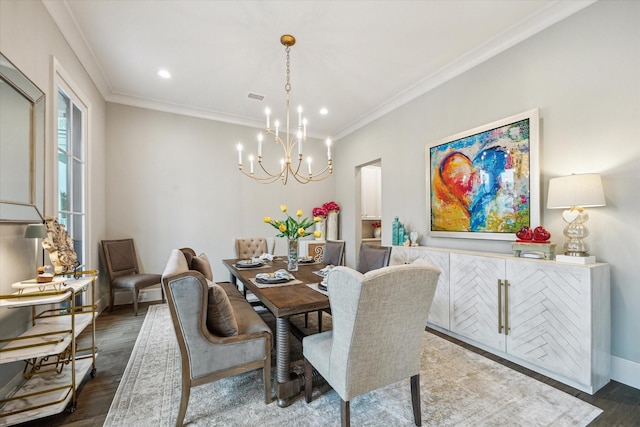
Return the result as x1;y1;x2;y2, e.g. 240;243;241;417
104;305;602;426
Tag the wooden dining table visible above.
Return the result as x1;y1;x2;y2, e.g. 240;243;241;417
222;258;330;407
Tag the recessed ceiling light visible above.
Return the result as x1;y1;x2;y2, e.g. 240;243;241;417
157;69;171;79
320;108;328;115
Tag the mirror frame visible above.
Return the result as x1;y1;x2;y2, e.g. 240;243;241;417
0;51;45;223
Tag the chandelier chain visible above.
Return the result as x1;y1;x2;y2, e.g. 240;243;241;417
285;46;291;93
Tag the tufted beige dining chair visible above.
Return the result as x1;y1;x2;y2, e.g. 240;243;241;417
234;237;275;260
233;237;275;302
303;260;441;426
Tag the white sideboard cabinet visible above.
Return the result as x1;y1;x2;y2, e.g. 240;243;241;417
390;246;610;394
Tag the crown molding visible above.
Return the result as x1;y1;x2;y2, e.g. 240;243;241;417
42;0;596;141
42;0;112;98
332;0;596;141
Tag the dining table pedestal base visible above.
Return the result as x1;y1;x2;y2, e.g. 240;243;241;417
275;316;303;407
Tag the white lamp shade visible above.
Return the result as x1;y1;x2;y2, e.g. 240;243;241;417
547;173;606;209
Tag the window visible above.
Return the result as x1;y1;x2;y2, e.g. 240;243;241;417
56;86;86;268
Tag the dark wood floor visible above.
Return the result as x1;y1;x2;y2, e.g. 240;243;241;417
13;301;640;427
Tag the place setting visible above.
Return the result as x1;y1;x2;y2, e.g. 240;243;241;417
250;269;303;288
234;253;276;270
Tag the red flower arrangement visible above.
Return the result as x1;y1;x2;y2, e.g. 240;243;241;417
371;221;381;228
312;201;340;217
312;206;328;218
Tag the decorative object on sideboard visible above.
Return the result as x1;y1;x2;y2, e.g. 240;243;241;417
512;225;556;260
42;216;79;274
236;34;332;184
547;173;605;262
410;231;419;246
392;217;410;246
24;223;48;274
264;205;322;271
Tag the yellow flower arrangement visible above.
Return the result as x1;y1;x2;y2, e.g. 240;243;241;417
264;205;322;240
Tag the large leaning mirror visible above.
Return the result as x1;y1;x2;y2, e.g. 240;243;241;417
0;52;45;222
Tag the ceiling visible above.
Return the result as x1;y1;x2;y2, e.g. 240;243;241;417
43;0;594;140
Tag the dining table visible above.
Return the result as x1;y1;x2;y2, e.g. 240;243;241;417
222;257;330;407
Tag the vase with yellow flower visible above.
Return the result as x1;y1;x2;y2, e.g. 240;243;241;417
264;205;322;271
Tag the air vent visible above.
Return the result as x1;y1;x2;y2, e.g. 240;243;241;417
247;93;265;101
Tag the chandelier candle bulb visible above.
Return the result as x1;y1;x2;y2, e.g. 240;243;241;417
249;155;254;175
326;138;332;160
307;157;312;175
303;119;307;138
275;120;279;138
237;144;243;165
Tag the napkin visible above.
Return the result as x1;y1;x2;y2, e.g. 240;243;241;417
256;269;295;281
316;265;335;277
259;253;274;262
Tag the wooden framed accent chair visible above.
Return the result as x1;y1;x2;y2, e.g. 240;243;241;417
101;238;163;316
303;261;441;426
162;249;273;426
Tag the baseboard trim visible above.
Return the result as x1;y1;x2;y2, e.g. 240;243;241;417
611;355;640;391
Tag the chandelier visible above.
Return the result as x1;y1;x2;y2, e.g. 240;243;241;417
236;34;333;184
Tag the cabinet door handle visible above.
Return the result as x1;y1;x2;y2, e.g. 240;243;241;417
504;279;509;336
497;279;503;333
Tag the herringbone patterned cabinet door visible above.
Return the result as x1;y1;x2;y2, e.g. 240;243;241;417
450;253;505;351
506;260;591;385
389;248;450;329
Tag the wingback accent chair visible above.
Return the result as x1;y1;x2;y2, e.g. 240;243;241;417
316;242;390;332
303;261;441;427
101;238;163;316
163;270;272;426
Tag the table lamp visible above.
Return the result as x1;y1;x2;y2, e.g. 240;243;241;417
546;173;605;257
24;223;48;271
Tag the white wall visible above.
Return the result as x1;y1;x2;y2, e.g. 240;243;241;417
105;104;335;282
335;1;640;380
0;0;107;389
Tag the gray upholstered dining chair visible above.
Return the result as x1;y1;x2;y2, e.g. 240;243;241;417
356;243;391;273
321;240;345;266
303;261;441;427
101;238;163;316
310;240;346;330
163;270;272;426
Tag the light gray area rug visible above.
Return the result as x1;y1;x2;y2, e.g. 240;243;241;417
104;304;602;426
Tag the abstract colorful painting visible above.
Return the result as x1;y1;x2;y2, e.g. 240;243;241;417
427;109;539;240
